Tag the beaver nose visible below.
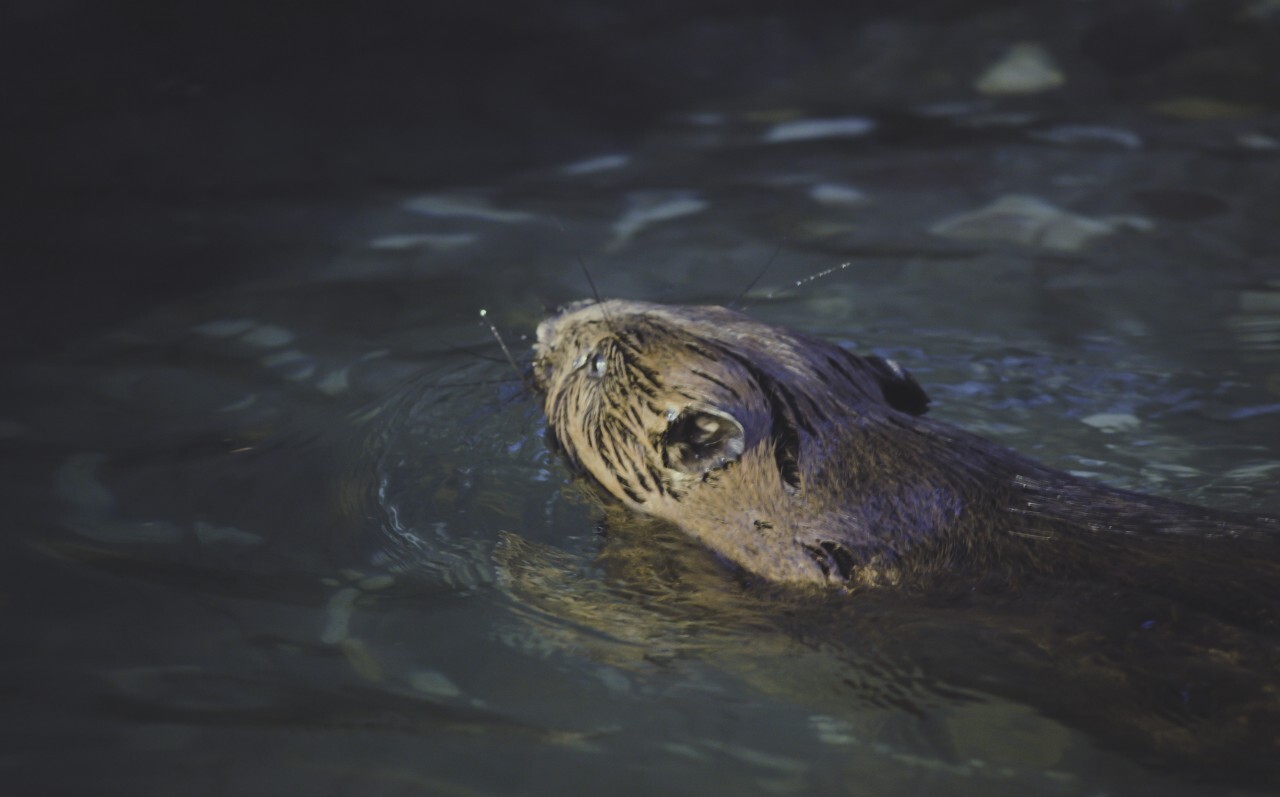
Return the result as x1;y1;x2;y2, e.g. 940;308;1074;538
535;317;556;346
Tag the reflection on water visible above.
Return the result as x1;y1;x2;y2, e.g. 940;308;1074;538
9;257;1278;795
4;1;1280;795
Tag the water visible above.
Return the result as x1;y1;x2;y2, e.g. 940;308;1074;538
4;3;1280;795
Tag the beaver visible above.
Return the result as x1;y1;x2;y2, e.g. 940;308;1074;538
532;299;1280;620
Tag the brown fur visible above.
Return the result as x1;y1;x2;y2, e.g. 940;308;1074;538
532;299;1279;621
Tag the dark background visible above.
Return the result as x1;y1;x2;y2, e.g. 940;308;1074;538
2;1;860;357
3;1;1277;358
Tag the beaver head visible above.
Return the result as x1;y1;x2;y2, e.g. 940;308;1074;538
530;299;1002;587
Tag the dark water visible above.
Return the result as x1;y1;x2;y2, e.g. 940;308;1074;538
3;2;1280;795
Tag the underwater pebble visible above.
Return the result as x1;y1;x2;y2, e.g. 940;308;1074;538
192;318;255;338
339;638;384;681
320;586;361;644
662;743;709;761
357;573;396;590
239;324;295;348
561;153;630;175
1081;412;1140;432
368;233;478;251
1150;97;1263;121
975;43;1064;95
403;194;534;223
608;190;708;251
762;116;876;143
1225;314;1280;332
889;751;973;776
1067;470;1104;480
1225;314;1280;348
809;715;859;745
1146;463;1203;478
1224;462;1280;480
409;669;463;698
1029;125;1142;149
1228;403;1280;420
930;195;1151;251
260;350;317;381
808;183;868;205
1238;132;1280;150
316;368;350;396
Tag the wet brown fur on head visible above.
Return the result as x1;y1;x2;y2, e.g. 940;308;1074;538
533;299;1280;604
533;299;1012;586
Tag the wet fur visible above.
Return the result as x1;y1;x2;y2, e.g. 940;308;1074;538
532;299;1280;627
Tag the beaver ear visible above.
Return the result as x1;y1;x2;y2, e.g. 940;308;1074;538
663;407;745;475
865;356;930;416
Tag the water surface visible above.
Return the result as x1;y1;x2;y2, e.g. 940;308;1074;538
3;3;1280;795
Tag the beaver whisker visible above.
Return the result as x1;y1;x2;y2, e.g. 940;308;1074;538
551;215;618;337
767;261;854;300
729;238;787;310
478;308;532;393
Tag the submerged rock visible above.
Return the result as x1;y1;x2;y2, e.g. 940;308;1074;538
402;194;534;223
561;153;631;175
930;195;1150;251
762;117;877;143
808;182;869;206
975;43;1065;95
607;190;708;251
1029;125;1142;149
368;233;478;251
